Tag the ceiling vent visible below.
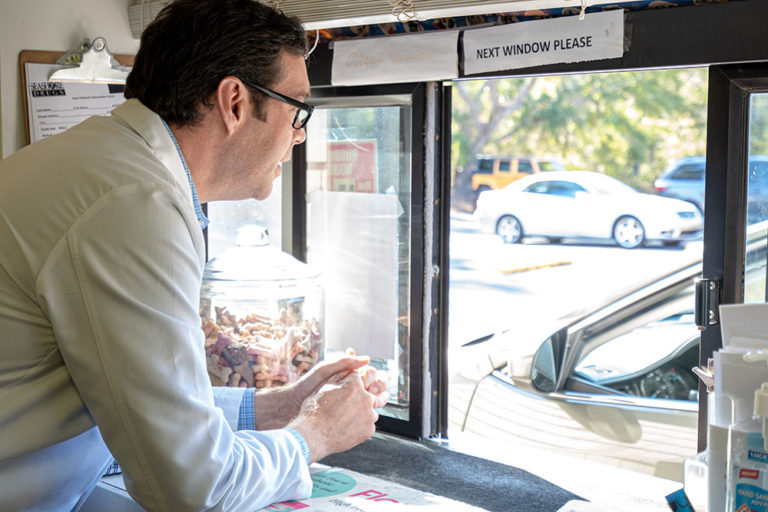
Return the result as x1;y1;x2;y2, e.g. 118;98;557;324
127;0;171;39
128;0;627;37
266;0;612;30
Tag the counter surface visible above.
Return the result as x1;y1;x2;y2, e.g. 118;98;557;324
320;432;584;512
82;431;585;511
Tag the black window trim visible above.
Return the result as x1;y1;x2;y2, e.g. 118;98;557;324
289;82;442;439
300;0;768;450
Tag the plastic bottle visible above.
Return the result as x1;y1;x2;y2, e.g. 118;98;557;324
726;382;768;512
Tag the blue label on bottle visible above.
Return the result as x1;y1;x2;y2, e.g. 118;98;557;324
750;450;768;464
735;483;768;511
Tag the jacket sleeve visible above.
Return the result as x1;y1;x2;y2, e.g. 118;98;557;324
212;386;248;431
36;183;312;511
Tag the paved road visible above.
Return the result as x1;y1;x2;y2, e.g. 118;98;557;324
448;212;703;348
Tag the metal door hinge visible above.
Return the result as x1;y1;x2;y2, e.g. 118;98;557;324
695;278;721;330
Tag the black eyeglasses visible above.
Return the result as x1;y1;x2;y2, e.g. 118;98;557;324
245;82;314;130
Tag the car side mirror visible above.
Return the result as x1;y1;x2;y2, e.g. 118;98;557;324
529;328;568;393
531;338;557;392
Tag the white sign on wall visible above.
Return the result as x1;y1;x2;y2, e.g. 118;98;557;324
332;30;459;86
463;10;625;76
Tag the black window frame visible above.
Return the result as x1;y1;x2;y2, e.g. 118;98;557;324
288;81;449;439
299;0;768;450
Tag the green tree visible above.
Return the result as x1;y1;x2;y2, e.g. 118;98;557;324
451;68;708;202
749;93;768;156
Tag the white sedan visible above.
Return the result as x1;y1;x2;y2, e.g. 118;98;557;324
474;170;703;248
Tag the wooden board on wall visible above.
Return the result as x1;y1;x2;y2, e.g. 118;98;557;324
19;49;134;145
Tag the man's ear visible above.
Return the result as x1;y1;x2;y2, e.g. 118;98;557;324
215;76;248;136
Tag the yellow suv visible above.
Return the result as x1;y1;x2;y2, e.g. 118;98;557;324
470;155;565;195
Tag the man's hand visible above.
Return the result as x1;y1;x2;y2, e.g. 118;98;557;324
356;364;388;408
287;369;379;462
251;356;388;431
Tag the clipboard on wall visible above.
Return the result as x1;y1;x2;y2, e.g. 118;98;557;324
19;48;134;145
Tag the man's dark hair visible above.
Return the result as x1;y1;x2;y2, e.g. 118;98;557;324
124;0;307;126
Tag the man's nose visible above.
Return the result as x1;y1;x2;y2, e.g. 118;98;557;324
293;126;307;145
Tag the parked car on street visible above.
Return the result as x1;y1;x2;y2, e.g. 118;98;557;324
653;156;706;213
474;171;703;248
453;220;768;481
654;155;768;222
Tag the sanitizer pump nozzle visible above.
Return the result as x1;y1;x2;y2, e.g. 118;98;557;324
754;383;768;451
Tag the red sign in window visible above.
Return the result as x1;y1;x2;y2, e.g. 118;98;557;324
327;140;377;193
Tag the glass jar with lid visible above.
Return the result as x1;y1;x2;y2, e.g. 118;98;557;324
200;225;324;388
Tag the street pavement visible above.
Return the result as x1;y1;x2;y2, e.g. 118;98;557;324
448;211;703;349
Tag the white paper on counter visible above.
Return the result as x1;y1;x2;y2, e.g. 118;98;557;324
259;464;485;511
332;30;458;86
463;10;624;76
24;62;127;143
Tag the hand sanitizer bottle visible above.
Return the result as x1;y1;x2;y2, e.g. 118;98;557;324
726;382;768;512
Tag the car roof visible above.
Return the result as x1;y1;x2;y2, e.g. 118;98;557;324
515;170;605;184
673;156;705;163
475;154;563;161
666;155;768;166
660;155;768;175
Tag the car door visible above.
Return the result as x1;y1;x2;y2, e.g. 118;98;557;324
556;180;616;239
488;263;702;480
520;180;585;237
476;217;767;480
665;161;706;212
492;158;514;189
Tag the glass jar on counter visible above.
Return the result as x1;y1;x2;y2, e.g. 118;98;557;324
200;225;324;389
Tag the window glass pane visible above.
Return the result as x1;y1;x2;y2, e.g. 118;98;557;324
745;92;768;303
574;287;699;401
525;182;549;194
671;164;704;181
450;68;707;481
518;161;533;174
498;160;511;171
539;160;566;172
476;159;493;173
305;104;412;420
548;181;585;198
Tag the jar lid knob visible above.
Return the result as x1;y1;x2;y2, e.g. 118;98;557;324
235;224;270;247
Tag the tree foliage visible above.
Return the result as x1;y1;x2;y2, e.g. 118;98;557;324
750;93;768;156
451;68;708;194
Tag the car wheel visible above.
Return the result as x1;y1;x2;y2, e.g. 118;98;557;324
613;216;645;249
496;215;523;244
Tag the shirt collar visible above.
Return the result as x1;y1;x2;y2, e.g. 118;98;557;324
160;119;209;230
